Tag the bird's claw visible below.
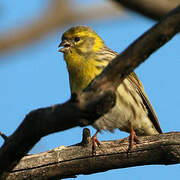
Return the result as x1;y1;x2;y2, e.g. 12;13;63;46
91;131;101;155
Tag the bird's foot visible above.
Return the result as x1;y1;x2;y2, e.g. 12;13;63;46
91;130;101;155
128;123;140;151
128;131;139;151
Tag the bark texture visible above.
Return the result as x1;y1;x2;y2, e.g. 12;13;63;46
7;130;180;180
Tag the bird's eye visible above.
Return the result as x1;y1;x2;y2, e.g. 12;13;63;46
74;37;80;42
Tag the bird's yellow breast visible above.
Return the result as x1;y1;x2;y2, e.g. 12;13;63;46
64;48;104;93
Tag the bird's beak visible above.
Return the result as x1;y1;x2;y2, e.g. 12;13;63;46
58;40;70;53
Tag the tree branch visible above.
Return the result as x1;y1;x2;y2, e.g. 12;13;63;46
113;0;180;20
0;5;179;179
0;0;124;54
1;0;179;55
7;130;180;180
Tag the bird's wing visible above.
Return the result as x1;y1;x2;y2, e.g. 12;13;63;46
103;48;162;133
128;72;162;133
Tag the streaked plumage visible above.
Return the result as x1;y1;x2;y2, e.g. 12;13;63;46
59;26;162;136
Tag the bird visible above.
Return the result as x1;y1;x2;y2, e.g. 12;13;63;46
58;25;162;149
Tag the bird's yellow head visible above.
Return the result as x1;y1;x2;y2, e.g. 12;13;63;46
58;26;114;93
58;26;104;56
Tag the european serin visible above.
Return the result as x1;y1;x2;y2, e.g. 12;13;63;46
58;26;162;146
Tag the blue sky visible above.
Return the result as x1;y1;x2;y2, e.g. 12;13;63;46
0;0;179;179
